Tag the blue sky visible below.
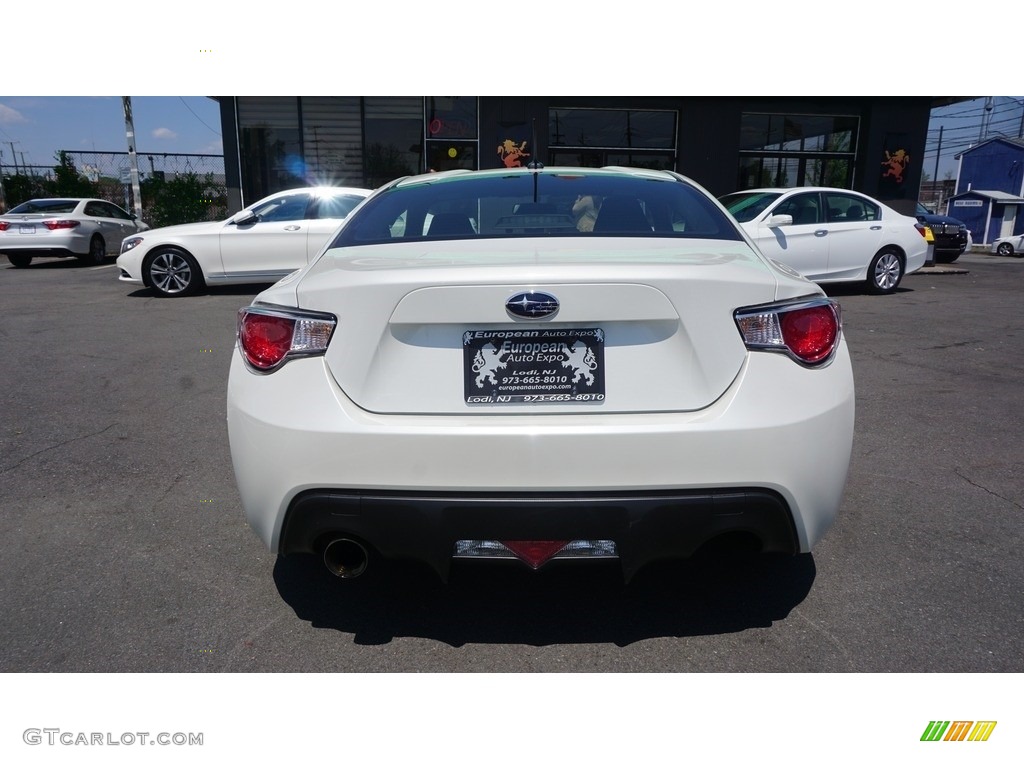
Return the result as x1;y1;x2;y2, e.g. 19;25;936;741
0;97;222;171
927;96;1024;179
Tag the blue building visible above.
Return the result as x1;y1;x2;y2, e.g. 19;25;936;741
949;137;1024;244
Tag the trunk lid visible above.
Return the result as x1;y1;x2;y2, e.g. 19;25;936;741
298;238;785;415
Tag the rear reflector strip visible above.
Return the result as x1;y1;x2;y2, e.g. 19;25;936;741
454;539;618;568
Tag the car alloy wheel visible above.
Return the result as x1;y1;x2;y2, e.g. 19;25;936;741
869;248;903;294
997;242;1014;257
79;236;106;265
147;249;201;297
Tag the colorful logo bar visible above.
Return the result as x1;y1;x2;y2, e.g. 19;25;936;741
921;721;997;742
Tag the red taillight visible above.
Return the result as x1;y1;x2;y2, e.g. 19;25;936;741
237;306;336;372
780;305;840;364
735;298;841;366
0;222;10;231
239;312;296;370
42;219;81;230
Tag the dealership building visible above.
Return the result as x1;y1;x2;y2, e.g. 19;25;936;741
213;97;959;215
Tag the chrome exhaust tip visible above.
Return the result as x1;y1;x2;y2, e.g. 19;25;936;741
323;538;369;579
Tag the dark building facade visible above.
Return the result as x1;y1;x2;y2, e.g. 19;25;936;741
215;96;952;216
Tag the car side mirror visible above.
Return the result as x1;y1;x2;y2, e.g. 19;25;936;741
232;212;259;226
766;214;793;227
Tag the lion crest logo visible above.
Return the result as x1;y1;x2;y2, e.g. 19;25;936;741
472;342;508;387
561;341;597;385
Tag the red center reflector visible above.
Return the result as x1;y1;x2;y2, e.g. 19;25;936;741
501;540;570;569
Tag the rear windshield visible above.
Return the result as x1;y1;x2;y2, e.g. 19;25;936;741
334;171;743;246
8;199;79;214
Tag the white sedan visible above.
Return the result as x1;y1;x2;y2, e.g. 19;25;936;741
117;186;370;297
720;187;929;294
991;233;1024;257
1;198;146;268
227;167;855;584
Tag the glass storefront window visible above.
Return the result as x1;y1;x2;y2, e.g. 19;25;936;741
425;97;478;172
237;97;305;203
426;97;477;140
363;97;423;187
549;109;676;149
738;112;857;190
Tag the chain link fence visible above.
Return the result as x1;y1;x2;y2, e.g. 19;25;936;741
0;150;227;226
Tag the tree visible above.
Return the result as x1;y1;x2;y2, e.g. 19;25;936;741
141;171;226;228
52;151;97;197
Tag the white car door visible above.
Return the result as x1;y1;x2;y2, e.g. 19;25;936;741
85;201;133;256
820;193;885;281
219;192;314;279
748;192;830;280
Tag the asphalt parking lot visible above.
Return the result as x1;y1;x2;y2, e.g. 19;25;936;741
0;250;1022;673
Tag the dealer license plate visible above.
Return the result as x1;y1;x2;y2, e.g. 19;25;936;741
463;328;605;404
19;224;36;234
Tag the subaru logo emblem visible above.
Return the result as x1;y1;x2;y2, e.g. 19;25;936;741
506;291;559;319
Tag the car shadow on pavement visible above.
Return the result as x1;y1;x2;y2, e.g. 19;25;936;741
273;550;816;647
123;284;268;300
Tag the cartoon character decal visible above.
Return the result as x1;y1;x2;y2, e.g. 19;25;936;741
498;139;530;168
881;149;910;184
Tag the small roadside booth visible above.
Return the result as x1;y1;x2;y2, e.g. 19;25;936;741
946;189;1024;246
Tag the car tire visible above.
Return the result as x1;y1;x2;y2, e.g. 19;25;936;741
867;248;904;294
7;254;32;268
77;236;106;265
996;242;1015;257
145;248;204;297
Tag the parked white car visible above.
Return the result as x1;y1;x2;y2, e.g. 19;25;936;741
227;167;855;584
116;186;370;297
720;187;929;294
991;233;1024;257
1;198;146;268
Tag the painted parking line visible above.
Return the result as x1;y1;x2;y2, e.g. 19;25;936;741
90;264;117;271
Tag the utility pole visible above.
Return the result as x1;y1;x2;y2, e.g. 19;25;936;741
932;125;943;207
122;97;144;221
0;149;7;211
4;141;20;174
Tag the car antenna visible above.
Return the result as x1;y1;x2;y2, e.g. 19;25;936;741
527;118;543;202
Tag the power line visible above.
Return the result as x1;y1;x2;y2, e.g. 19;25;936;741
178;97;221;137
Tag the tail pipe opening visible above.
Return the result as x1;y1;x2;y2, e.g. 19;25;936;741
322;537;370;579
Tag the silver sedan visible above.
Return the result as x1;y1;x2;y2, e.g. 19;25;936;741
0;198;146;267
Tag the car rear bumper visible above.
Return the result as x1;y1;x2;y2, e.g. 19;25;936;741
227;344;855;577
0;247;81;258
280;487;798;581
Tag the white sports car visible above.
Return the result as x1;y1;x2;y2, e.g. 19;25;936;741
227;167;856;583
720;187;929;294
117;186;370;297
1;197;146;267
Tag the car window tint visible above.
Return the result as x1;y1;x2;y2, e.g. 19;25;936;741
314;194;364;220
254;194;311;223
105;203;132;220
773;193;821;225
10;199;78;215
338;172;743;246
824;193;879;222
